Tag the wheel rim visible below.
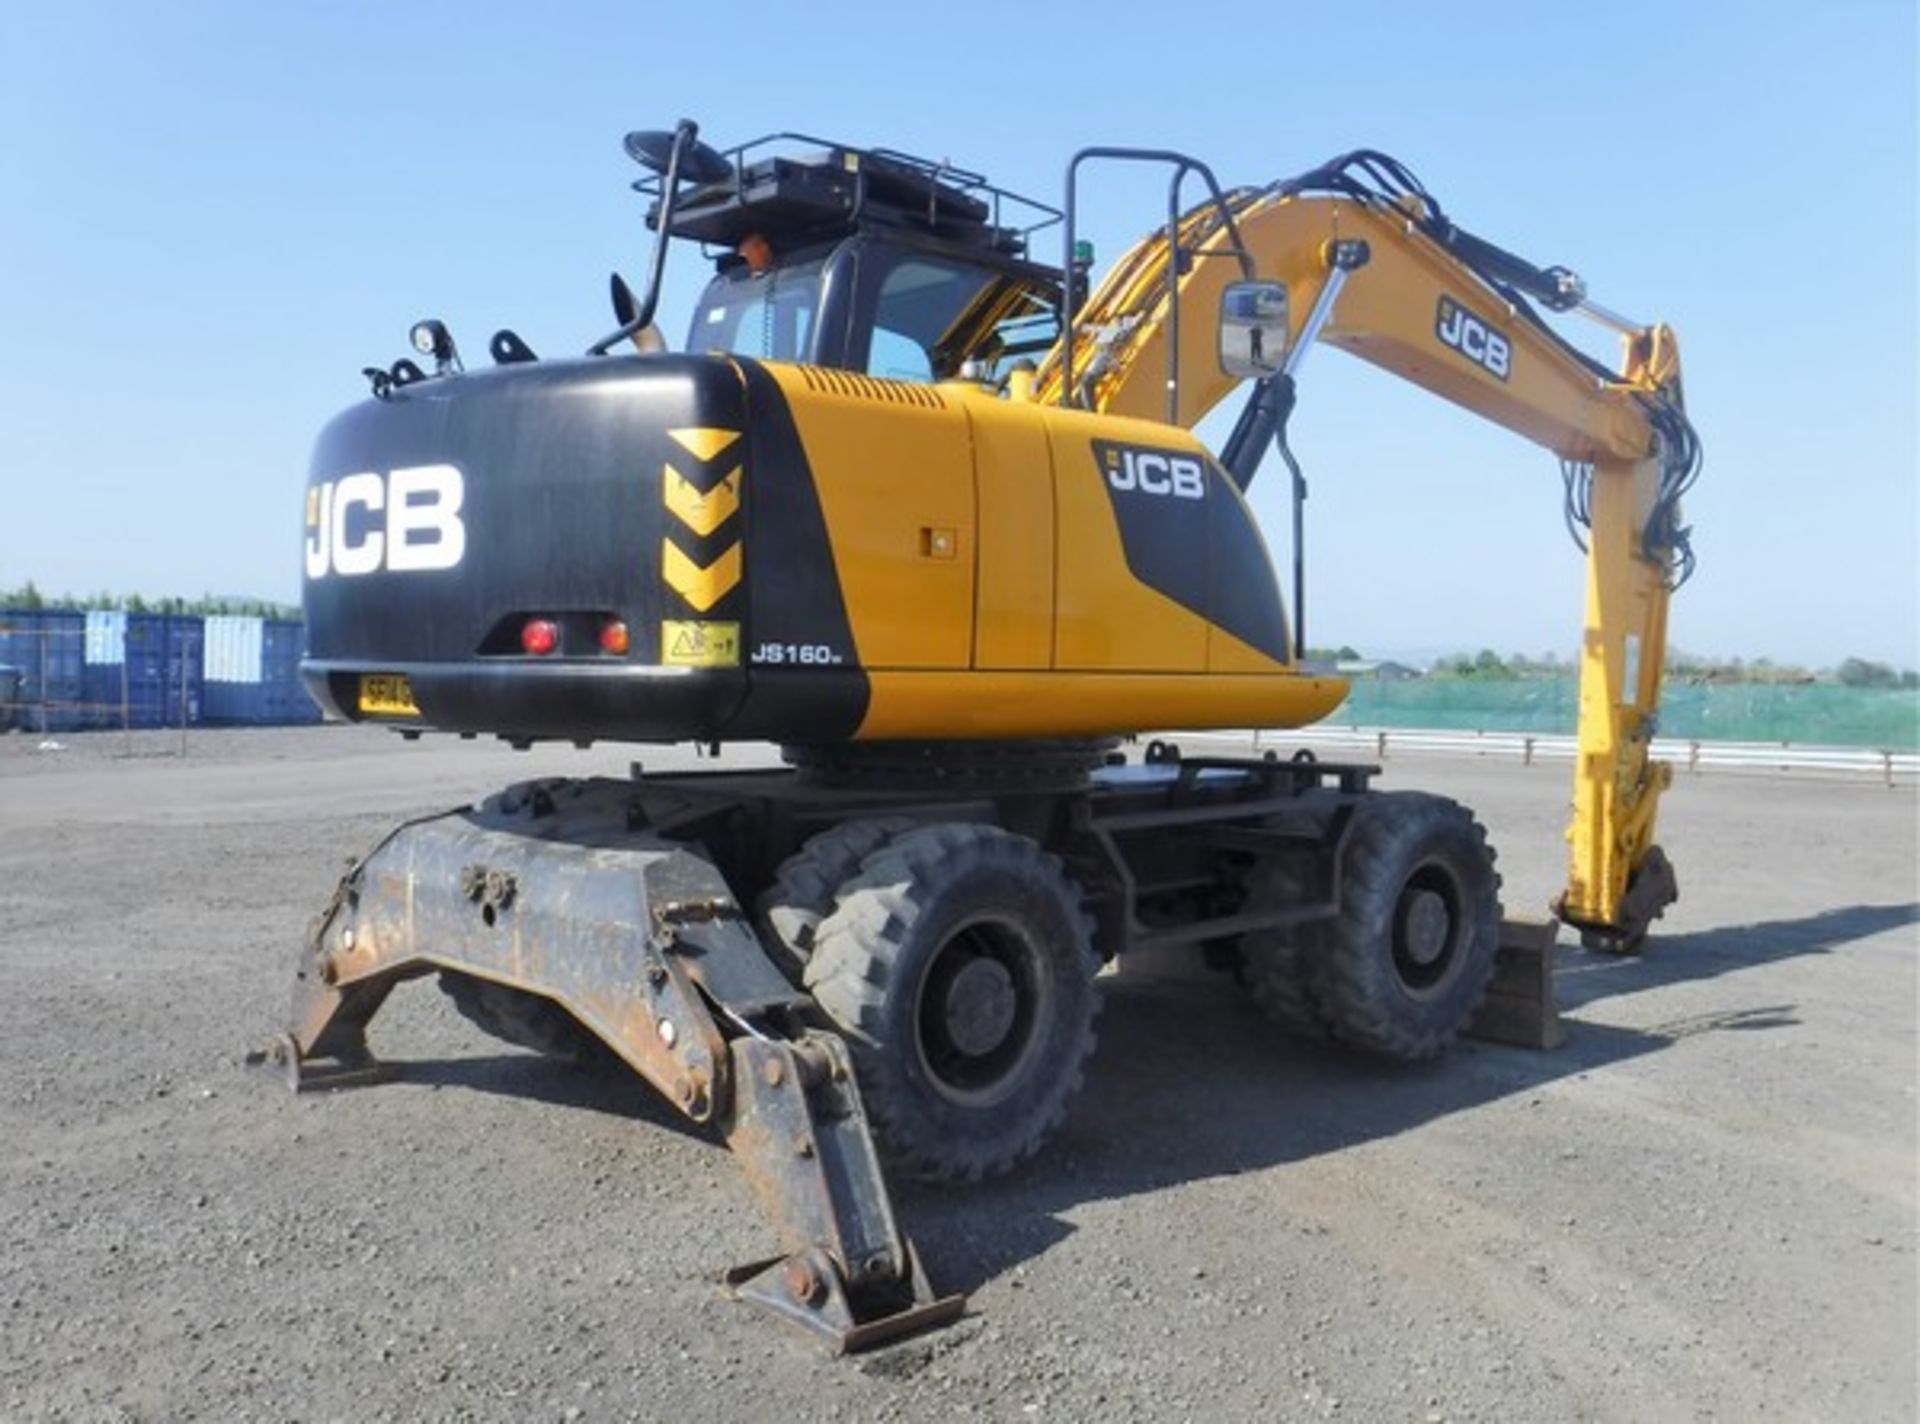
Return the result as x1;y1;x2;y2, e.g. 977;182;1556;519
1390;861;1464;996
913;915;1051;1107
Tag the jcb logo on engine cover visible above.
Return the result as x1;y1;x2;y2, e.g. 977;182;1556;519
305;465;466;578
1436;296;1511;381
1098;442;1207;501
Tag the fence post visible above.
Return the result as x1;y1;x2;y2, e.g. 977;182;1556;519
121;654;131;758
38;631;48;737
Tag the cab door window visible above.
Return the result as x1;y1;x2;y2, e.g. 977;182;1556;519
865;256;1056;382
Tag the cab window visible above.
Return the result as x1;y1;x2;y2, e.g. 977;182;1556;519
688;256;826;360
866;256;1057;383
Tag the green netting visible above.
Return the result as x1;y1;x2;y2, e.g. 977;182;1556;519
1329;678;1920;750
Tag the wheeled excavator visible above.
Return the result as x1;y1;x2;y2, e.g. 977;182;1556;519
275;121;1699;1350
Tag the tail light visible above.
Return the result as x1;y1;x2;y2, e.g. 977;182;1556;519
520;618;560;656
598;619;631;656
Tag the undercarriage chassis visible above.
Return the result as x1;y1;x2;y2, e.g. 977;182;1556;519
267;750;1558;1351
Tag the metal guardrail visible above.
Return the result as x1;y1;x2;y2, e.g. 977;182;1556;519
1176;727;1917;789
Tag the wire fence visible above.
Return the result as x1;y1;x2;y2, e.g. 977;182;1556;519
0;622;199;755
1191;726;1917;788
1332;677;1919;751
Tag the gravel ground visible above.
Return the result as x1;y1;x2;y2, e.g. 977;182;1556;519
2;725;1914;1422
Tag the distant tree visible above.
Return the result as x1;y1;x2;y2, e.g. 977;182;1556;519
1837;658;1901;689
1429;649;1514;680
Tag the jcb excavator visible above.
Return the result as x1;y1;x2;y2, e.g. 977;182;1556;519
277;121;1698;1350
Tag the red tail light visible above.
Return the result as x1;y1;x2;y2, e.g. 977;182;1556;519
520;618;559;655
598;620;631;656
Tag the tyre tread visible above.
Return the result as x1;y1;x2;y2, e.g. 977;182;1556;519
806;822;1100;1182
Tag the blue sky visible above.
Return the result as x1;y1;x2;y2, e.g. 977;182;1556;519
1;2;1913;668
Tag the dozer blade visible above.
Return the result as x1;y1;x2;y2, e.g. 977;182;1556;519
274;776;961;1353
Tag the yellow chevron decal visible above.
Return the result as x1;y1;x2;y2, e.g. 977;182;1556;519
662;538;742;612
667;427;741;463
663;463;741;536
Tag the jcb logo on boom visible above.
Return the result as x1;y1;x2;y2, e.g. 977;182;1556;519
1100;444;1207;501
305;465;466;578
1435;296;1512;381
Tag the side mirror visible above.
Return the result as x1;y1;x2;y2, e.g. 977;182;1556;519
623;128;733;186
1219;280;1290;378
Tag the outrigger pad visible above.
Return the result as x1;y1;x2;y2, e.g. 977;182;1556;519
725;1247;965;1355
247;1031;394;1093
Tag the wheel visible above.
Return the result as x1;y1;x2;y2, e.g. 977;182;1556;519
1238;854;1331;1037
1306;793;1501;1060
805;823;1101;1182
437;971;607;1066
755;817;916;981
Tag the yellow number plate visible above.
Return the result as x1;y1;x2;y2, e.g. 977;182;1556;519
358;673;420;716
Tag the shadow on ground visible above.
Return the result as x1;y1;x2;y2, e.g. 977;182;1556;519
1555;901;1919;1010
358;899;1917;1296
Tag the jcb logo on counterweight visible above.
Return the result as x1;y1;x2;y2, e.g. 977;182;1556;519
304;465;465;578
1436;296;1511;381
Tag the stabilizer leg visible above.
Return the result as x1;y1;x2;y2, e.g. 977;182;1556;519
267;779;962;1352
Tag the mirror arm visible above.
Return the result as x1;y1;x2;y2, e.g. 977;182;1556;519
589;118;700;356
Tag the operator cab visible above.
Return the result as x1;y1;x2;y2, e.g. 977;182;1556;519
638;132;1065;384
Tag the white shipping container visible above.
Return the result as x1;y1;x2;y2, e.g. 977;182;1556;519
204;616;265;684
84;610;127;664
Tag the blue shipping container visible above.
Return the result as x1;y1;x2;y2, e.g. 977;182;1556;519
262;619;321;724
0;608;88;732
80;612;205;729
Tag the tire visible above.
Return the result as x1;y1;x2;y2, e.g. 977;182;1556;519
437;971;608;1067
755;817;916;982
1306;793;1502;1061
805;823;1101;1182
1238;855;1332;1037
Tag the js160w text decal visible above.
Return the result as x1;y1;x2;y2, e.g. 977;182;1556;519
305;465;466;577
1435;295;1511;381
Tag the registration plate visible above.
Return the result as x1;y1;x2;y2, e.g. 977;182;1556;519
358;673;420;717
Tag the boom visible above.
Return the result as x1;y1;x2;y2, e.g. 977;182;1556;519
1034;154;1697;944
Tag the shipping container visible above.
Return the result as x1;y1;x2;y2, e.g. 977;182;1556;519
0;664;21;731
1;610;322;732
262;619;322;724
0;608;88;732
202;616;321;725
80;612;205;729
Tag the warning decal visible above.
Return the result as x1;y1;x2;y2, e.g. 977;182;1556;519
661;620;741;668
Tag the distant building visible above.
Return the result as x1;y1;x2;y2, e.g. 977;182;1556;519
1336;659;1421;681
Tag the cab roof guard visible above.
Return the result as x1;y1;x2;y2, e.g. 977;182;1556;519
632;130;1062;258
